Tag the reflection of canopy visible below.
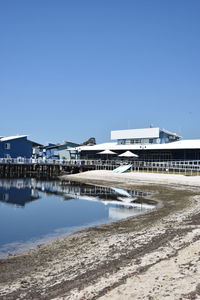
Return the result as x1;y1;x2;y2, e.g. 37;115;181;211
98;149;117;155
118;151;138;158
111;187;131;197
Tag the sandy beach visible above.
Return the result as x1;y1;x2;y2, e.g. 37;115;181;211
1;170;200;300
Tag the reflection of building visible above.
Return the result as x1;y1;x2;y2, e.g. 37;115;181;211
69;127;200;161
0;179;39;206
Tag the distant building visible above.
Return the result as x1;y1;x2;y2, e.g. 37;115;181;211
55;141;80;160
0;135;41;159
42;143;59;160
40;141;80;160
69;127;200;161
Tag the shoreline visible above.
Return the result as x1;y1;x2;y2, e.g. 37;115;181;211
1;171;200;299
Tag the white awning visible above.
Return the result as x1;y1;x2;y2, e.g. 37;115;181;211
98;149;117;155
118;151;138;157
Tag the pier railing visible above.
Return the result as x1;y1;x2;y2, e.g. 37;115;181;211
1;158;200;175
0;158;121;167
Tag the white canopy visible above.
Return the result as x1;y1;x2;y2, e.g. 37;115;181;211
118;151;138;158
98;149;117;155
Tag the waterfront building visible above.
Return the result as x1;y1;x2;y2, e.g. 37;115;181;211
69;127;200;161
0;135;41;159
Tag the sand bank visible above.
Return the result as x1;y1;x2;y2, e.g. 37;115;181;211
1;171;200;300
61;169;200;187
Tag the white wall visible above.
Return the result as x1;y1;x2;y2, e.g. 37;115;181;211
111;128;160;140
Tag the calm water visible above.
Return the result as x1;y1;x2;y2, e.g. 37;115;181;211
0;179;155;257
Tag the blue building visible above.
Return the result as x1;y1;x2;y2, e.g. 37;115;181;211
0;135;39;159
42;143;58;160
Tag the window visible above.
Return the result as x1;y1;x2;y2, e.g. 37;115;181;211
142;139;149;144
4;154;11;159
4;143;11;150
118;140;125;145
133;139;141;144
125;139;131;145
3;193;9;201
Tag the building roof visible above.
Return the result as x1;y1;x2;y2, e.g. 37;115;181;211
70;139;200;152
43;141;80;150
0;135;28;142
160;128;181;138
57;141;80;150
28;140;43;147
44;143;58;150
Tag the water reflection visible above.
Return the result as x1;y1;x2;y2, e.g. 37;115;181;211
0;179;39;207
34;180;151;203
0;179;156;257
0;179;153;209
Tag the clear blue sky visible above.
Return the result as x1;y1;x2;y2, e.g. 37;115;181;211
0;0;200;145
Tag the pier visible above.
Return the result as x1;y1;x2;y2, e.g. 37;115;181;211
0;159;97;178
0;158;200;178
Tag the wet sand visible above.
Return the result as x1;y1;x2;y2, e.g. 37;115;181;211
1;171;200;300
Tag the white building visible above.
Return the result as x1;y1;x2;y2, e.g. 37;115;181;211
69;127;200;161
